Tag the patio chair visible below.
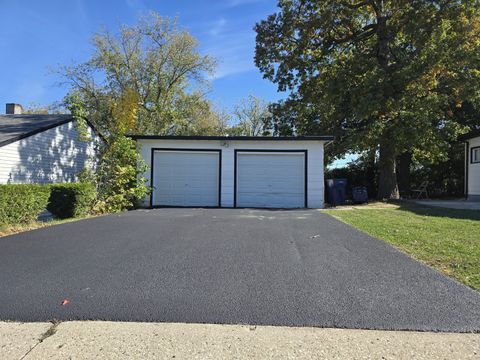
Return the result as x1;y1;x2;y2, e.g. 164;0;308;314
412;181;429;199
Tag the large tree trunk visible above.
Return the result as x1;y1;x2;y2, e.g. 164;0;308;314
374;3;399;200
396;152;412;198
365;150;377;197
377;143;399;199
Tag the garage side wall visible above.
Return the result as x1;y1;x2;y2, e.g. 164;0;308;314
0;121;98;184
468;136;480;200
137;139;327;208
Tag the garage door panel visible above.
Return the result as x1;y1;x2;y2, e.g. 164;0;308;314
238;194;302;208
236;152;305;208
153;151;220;207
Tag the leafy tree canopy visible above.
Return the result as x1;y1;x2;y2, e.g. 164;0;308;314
255;0;480;198
61;12;224;138
61;13;229;212
229;95;272;136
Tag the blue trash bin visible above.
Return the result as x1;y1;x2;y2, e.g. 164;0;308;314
352;186;368;204
326;179;347;206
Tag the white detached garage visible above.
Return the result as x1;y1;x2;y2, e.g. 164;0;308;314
131;136;334;209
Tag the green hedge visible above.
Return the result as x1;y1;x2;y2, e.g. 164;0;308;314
0;184;51;225
47;183;96;219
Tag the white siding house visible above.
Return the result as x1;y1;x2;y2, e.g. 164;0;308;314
0;107;99;184
462;131;480;201
132;136;334;209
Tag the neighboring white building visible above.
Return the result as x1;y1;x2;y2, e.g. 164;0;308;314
131;135;334;209
460;130;480;202
0;103;99;184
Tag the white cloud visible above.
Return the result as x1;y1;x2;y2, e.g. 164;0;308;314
208;18;227;37
213;61;255;79
194;14;261;79
125;0;146;10
224;0;265;8
205;34;257;79
211;51;255;79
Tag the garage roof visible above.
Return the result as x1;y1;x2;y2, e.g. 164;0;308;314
0;114;73;147
129;135;335;141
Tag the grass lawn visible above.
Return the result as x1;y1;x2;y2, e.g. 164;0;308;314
0;216;93;238
324;203;480;291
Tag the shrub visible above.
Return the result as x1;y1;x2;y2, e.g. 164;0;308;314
0;184;50;225
47;182;96;219
90;136;149;213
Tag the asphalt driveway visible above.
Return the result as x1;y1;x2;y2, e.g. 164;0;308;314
0;208;479;332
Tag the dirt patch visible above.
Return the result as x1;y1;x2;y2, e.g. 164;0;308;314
323;202;400;210
0;216;95;238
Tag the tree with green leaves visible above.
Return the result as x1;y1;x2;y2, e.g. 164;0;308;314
66;93;149;213
229;95;271;136
77;136;150;213
255;0;480;198
61;12;222;137
61;13;228;211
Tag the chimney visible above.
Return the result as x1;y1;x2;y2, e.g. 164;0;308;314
6;103;23;115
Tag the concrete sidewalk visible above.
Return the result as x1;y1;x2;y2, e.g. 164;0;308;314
1;322;479;360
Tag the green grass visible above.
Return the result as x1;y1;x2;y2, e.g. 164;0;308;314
324;204;480;291
0;216;93;238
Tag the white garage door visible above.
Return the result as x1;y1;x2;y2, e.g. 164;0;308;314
152;150;220;207
236;152;305;208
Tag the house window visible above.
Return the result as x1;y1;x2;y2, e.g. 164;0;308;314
472;147;480;164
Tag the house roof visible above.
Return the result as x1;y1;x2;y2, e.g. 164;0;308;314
459;129;480;141
0;114;73;147
129;135;335;141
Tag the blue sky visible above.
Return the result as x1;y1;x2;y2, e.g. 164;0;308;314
0;0;283;112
